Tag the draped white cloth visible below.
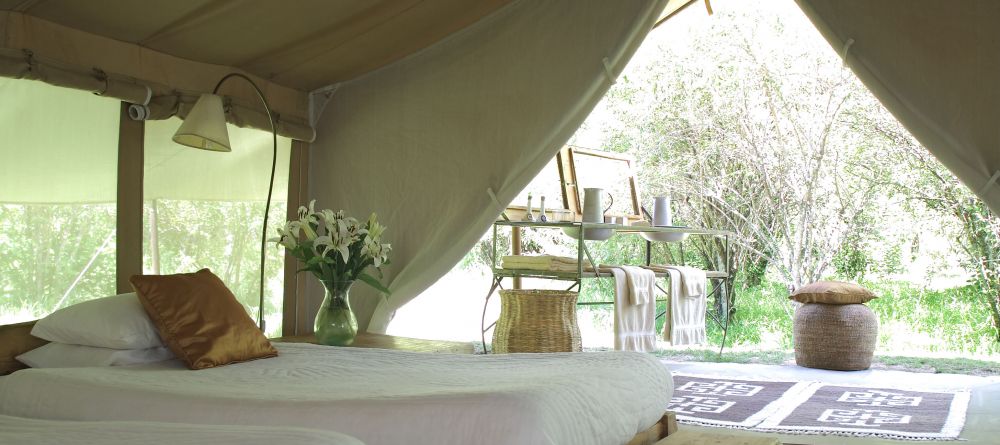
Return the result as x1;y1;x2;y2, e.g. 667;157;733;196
797;0;1000;215
309;0;668;332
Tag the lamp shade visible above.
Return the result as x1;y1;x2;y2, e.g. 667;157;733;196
172;93;231;152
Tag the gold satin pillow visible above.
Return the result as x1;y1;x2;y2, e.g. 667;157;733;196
130;269;277;370
789;281;877;305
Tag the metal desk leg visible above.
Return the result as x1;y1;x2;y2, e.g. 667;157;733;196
718;276;730;357
480;276;503;354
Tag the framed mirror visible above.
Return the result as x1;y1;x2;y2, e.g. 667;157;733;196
558;146;642;222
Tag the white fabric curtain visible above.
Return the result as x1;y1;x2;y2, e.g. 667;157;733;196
143;117;291;201
0;78;119;322
797;0;1000;215
0;78;118;203
309;0;668;333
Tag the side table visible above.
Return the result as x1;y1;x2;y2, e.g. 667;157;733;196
271;332;475;354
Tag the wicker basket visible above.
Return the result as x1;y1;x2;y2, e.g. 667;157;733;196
793;303;878;371
492;289;582;353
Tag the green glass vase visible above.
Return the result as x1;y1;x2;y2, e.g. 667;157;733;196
314;280;358;346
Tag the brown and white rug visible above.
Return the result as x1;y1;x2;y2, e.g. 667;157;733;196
668;375;814;428
668;374;971;440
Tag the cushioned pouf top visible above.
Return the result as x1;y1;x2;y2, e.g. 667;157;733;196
793;303;878;371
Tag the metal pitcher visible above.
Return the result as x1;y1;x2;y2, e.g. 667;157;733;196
582;188;613;222
652;196;672;226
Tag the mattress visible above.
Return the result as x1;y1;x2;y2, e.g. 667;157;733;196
0;414;364;445
0;343;672;445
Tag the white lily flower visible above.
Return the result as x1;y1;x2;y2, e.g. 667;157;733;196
273;226;298;249
313;235;334;257
301;222;318;240
286;221;303;238
297;200;315;220
274;204;389;291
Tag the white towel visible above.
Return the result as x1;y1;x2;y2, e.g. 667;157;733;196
501;255;592;271
663;268;707;346
665;265;706;299
619;265;655;305
611;268;656;352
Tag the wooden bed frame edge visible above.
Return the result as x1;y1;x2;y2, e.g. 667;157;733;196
0;320;47;375
628;412;678;445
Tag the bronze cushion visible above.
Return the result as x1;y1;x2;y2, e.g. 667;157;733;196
789;280;876;305
130;268;277;370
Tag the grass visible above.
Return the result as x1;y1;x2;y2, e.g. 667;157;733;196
701;280;1000;356
573;276;1000;376
646;347;1000;376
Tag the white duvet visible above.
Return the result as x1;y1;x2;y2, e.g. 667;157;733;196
0;343;672;445
0;414;364;445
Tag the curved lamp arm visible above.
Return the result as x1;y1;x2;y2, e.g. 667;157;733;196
176;73;277;331
215;73;277;332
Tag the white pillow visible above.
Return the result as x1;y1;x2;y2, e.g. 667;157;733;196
31;293;164;349
16;342;175;368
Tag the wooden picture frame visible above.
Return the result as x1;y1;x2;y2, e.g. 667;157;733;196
557;145;643;223
505;156;574;222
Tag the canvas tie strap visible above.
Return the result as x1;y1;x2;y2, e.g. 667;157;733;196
487;187;509;221
979;170;1000;195
840;38;855;66
602;57;616;84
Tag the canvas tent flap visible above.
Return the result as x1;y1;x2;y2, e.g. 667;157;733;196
309;0;668;333
797;0;1000;215
0;10;311;140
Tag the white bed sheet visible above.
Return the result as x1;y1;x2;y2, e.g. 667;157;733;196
0;343;673;445
0;414;364;445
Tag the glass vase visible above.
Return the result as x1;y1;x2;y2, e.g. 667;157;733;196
314;280;358;346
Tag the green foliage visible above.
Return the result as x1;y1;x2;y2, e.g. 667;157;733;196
0;199;291;337
0;203;116;320
145;200;287;334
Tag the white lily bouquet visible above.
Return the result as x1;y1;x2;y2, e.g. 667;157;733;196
273;201;392;294
273;201;391;345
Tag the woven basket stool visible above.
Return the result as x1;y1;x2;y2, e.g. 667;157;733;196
492;289;582;353
793;303;878;371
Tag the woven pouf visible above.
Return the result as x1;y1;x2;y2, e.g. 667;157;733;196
793;303;878;371
492;289;582;353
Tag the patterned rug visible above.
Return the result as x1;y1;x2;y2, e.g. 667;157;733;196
668;374;970;440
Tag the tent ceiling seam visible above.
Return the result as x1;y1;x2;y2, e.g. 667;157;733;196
234;0;422;76
137;0;241;47
243;1;425;81
11;0;42;13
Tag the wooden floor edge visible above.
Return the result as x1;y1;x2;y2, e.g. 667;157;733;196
626;411;678;445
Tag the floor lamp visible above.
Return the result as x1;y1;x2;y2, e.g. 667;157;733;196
172;73;277;332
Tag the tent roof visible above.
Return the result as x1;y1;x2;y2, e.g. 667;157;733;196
0;0;511;91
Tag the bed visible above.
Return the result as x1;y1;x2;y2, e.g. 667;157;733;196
0;342;673;445
0;414;365;445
